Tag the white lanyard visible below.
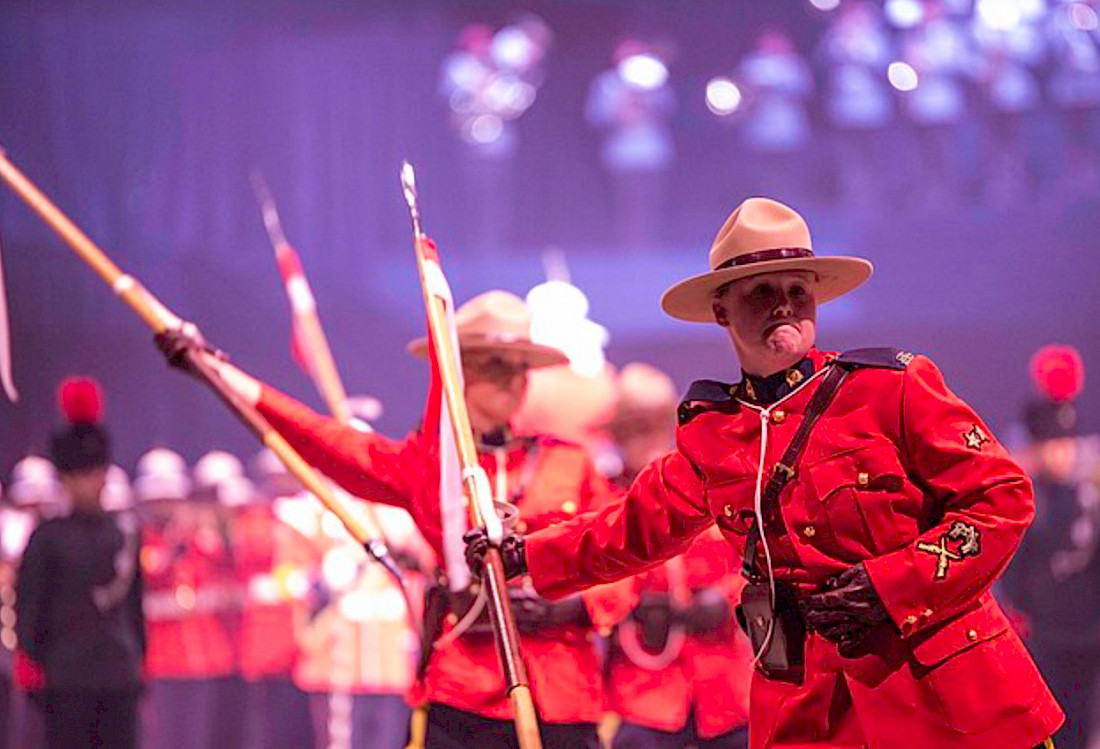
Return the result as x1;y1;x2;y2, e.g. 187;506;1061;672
736;367;826;662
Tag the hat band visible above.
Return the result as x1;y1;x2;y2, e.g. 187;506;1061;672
714;247;814;271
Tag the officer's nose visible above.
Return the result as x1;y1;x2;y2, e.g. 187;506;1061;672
772;290;794;317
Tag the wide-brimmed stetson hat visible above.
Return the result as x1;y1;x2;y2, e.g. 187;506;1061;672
660;198;873;323
406;290;568;368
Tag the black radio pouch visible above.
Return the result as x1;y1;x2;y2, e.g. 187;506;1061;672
736;364;849;684
737;579;807;683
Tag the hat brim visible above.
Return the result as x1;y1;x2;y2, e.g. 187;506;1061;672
660;256;873;323
406;334;569;369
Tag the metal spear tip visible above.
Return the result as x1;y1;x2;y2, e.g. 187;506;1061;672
400;161;418;206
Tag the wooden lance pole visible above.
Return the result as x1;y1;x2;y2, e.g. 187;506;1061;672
0;148;400;580
400;162;542;749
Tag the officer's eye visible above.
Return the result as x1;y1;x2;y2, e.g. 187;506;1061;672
789;284;806;298
749;284;776;302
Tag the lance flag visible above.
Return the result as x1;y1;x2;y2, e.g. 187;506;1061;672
273;244;316;377
419;237;469;591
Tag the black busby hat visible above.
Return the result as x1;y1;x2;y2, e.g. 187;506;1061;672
49;377;111;474
1024;345;1084;442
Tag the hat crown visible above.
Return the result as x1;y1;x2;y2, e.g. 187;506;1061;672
617;363;677;413
454;290;533;342
708;197;812;271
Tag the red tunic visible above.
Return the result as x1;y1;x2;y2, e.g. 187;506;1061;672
232;504;314;681
526;351;1064;748
605;526;752;739
142;521;238;679
256;386;633;724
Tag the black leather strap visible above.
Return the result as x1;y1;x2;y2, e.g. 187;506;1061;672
742;364;850;581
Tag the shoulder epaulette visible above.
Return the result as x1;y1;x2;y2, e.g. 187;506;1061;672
677;379;735;426
836;347;915;371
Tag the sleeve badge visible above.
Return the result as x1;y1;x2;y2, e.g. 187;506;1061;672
916;520;982;580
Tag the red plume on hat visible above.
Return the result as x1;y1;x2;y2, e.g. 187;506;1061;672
1030;345;1085;403
57;376;104;425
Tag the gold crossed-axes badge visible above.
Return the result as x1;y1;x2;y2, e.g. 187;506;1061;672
916;521;982;580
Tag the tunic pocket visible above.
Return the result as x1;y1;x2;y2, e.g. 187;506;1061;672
911;597;1043;735
803;444;918;557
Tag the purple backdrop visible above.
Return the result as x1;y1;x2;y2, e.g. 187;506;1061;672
0;0;1097;474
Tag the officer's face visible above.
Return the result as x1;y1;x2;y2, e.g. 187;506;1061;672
462;351;529;433
712;270;817;376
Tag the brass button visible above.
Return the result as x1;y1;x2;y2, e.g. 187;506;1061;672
562;500;578;515
516;520;528;533
445;612;459;627
723;504;735;518
904;614;918;627
857;472;870;487
921;608;933;619
803;525;817;538
771;409;787;424
966;629;978;642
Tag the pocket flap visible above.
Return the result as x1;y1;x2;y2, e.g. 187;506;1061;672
804;443;904;501
910;598;1009;667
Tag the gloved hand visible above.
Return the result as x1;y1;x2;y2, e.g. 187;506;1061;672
508;588;590;634
675;587;731;635
631;593;675;651
799;563;889;656
154;324;226;378
463;528;527;581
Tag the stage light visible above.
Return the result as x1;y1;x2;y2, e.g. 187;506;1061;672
527;279;609;378
888;61;919;91
618;52;670;90
440;17;552;154
808;0;841;10
492;26;538;71
976;0;1025;31
885;0;926;28
705;77;743;115
1070;2;1100;31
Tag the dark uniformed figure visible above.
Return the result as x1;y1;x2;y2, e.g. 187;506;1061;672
469;198;1064;749
1002;345;1100;749
15;377;145;749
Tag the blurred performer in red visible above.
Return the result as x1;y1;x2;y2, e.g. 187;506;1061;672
15;378;145;749
1002;345;1100;749
603;363;751;749
139;448;239;749
157;290;633;749
233;450;314;749
467;198;1064;749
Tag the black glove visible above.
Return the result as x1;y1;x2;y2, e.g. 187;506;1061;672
631;593;675;651
154;324;226;377
675;587;731;635
508;588;590;634
799;563;889;656
464;528;527;581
